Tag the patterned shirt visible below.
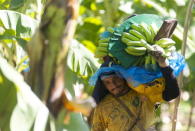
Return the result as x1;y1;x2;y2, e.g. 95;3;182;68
90;78;165;131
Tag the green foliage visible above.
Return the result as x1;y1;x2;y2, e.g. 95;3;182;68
0;0;45;20
55;111;89;131
76;17;103;46
67;40;99;77
0;10;38;48
0;56;49;131
66;40;100;96
185;54;195;91
76;0;129;49
0;69;16;131
0;0;195;130
0;1;98;130
0;10;38;72
63;113;89;131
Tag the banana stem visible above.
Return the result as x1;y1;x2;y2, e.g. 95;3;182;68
141;39;154;51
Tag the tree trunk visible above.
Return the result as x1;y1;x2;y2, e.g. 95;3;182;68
26;0;79;117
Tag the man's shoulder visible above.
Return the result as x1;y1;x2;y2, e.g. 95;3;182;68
96;94;116;109
99;94;114;104
98;90;136;104
97;91;136;107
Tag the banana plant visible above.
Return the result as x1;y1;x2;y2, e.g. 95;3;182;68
0;0;45;20
0;56;49;131
0;0;98;130
0;10;38;72
0;53;93;131
0;12;96;131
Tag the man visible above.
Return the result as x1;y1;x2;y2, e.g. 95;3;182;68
89;50;180;131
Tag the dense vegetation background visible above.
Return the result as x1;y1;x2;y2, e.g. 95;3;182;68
0;0;195;131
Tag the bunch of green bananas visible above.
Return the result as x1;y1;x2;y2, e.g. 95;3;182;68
95;27;116;59
94;37;109;58
121;23;176;71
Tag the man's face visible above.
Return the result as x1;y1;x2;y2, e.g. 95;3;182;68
102;75;128;96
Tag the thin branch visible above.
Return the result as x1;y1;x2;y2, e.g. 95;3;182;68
171;0;195;131
182;1;194;56
187;89;195;131
47;0;79;117
51;0;79;103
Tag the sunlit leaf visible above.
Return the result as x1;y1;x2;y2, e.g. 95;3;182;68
0;0;45;20
56;111;90;131
9;0;25;10
67;40;100;77
0;10;38;48
76;18;102;43
0;56;49;131
63;113;89;131
81;40;96;53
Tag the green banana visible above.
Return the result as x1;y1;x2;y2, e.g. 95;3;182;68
114;32;122;36
144;55;151;70
98;59;104;63
126;46;147;52
107;27;115;33
148;24;157;43
140;23;152;43
131;24;143;33
108;53;113;57
126;41;146;47
122;32;140;41
125;46;146;56
151;57;157;71
99;38;110;43
96;46;108;52
111;37;119;41
95;51;107;58
155;38;176;48
129;29;147;41
164;45;176;52
140;39;154;51
164;45;175;57
151;23;159;34
125;48;146;56
165;52;171;57
121;37;131;44
122;37;145;46
99;42;108;47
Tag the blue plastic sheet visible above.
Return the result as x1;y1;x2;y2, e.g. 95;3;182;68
89;52;187;87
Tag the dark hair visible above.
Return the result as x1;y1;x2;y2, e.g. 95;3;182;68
92;76;109;104
92;56;117;104
92;71;117;104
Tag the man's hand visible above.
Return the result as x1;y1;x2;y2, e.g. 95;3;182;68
149;45;169;68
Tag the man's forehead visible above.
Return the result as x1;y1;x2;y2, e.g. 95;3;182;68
101;74;119;81
101;74;115;80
